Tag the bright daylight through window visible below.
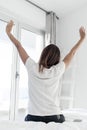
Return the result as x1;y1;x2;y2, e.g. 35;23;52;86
17;28;43;120
0;20;13;120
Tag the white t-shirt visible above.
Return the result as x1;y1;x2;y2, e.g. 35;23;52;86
25;57;65;116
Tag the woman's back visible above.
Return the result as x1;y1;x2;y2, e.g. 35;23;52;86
25;57;65;116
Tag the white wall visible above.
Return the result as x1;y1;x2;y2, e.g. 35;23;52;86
0;0;46;31
56;5;87;109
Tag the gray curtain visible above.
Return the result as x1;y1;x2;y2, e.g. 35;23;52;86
45;11;56;46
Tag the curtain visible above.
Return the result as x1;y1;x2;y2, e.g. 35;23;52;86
45;11;56;46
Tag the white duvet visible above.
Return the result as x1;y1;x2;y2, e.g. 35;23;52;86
0;109;87;130
0;120;87;130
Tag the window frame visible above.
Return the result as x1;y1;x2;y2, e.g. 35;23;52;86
0;10;45;121
15;22;45;120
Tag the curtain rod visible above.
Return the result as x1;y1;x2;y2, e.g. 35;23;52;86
25;0;59;19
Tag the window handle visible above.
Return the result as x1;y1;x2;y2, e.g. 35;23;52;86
16;72;19;79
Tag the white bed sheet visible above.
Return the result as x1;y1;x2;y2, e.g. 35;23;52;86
62;108;87;122
1;109;87;130
0;120;87;130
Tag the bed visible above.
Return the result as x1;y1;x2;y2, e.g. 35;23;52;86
0;109;87;130
0;120;87;130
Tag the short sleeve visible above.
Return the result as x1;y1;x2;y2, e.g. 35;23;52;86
25;57;35;71
55;61;65;78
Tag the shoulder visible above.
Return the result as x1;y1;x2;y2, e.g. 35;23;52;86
52;61;65;77
25;57;36;70
57;61;65;69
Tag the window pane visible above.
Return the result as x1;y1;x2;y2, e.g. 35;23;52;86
0;20;13;120
17;29;43;120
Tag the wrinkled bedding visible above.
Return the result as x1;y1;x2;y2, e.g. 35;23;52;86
0;120;87;130
1;109;87;130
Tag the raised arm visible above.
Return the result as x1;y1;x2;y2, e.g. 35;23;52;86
6;20;29;64
63;27;86;68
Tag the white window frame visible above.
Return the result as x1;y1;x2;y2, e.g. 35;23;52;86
15;22;45;120
0;9;45;121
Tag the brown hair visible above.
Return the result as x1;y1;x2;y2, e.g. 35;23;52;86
39;44;60;72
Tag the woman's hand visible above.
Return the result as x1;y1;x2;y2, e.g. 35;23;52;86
6;20;14;35
5;20;29;64
79;27;86;40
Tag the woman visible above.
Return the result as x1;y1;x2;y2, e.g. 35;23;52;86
6;20;86;123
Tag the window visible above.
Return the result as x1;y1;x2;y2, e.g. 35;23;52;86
0;20;13;120
0;13;44;121
16;28;44;120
